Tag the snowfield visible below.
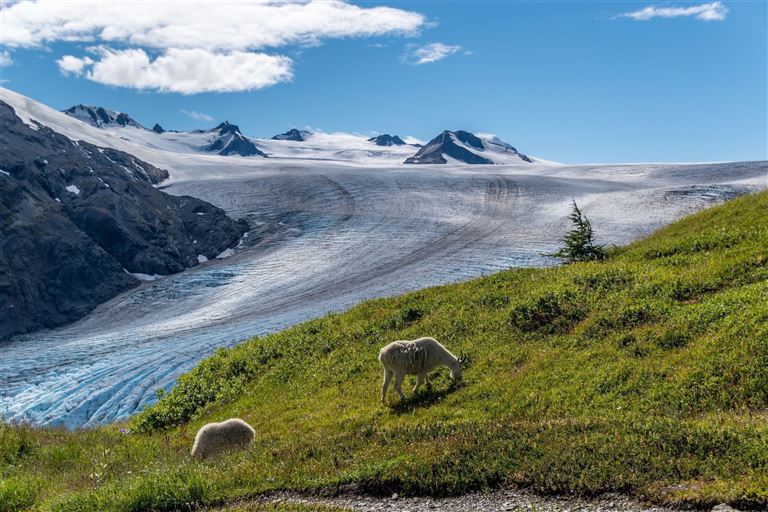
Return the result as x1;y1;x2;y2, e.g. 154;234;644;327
0;88;766;428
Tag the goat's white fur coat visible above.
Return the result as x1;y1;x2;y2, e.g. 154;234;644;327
378;337;461;402
190;418;255;459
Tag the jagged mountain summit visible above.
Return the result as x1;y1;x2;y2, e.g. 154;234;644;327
205;122;267;157
55;97;537;164
64;104;144;129
368;134;407;146
404;130;532;165
65;104;267;158
271;128;312;141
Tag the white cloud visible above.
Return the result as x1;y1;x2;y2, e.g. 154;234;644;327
0;50;13;67
1;1;425;50
2;0;426;93
181;109;214;122
56;55;92;74
619;2;728;21
407;42;462;65
57;47;294;94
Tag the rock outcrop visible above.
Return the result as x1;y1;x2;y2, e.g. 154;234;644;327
271;128;311;141
64;104;144;129
404;130;494;164
206;122;267;157
0;101;248;340
368;134;407;146
404;130;532;164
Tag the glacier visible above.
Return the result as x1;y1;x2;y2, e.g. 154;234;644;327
0;87;766;429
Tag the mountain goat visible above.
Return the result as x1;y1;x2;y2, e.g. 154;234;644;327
190;418;255;459
378;337;462;403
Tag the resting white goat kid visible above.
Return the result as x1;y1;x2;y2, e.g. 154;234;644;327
190;418;255;459
378;337;462;403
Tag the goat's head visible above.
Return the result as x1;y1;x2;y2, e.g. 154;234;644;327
450;355;464;381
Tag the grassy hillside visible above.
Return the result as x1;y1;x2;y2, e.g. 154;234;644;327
2;191;767;512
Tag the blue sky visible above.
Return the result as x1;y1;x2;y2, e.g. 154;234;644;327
1;1;766;163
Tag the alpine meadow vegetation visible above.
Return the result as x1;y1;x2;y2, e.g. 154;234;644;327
1;191;766;511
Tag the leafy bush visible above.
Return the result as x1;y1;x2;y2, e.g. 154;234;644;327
508;290;586;334
0;476;40;512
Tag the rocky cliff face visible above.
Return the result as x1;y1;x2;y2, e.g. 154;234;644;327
0;101;248;340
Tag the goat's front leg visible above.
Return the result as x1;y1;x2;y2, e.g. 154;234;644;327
413;372;426;394
381;369;393;404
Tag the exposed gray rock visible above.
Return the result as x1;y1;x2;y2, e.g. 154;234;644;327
368;134;407;146
711;505;742;512
0;101;248;340
271;128;311;141
152;123;165;134
63;104;144;129
246;489;683;512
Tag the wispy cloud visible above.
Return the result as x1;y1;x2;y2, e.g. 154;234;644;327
618;1;728;21
0;50;13;67
181;109;214;122
406;42;463;65
3;0;427;93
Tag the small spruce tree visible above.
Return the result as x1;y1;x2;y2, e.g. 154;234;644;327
552;200;606;263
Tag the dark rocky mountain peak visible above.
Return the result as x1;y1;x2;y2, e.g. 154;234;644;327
213;121;240;136
152;123;165;134
198;121;267;157
63;104;144;129
404;130;533;165
404;130;493;165
271;128;311;141
367;134;407;146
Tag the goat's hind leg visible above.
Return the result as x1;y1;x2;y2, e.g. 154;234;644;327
413;372;426;394
393;372;406;400
381;369;393;404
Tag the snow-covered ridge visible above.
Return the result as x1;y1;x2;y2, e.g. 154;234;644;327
3;87;545;170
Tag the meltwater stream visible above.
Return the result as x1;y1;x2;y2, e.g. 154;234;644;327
1;162;765;428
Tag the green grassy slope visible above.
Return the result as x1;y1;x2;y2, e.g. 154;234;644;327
2;191;767;512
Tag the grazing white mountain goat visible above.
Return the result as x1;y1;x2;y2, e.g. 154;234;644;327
190;418;255;459
378;337;462;403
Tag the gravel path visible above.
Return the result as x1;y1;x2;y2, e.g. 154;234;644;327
231;488;691;512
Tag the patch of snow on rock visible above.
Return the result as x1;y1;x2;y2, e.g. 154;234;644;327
216;248;235;259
